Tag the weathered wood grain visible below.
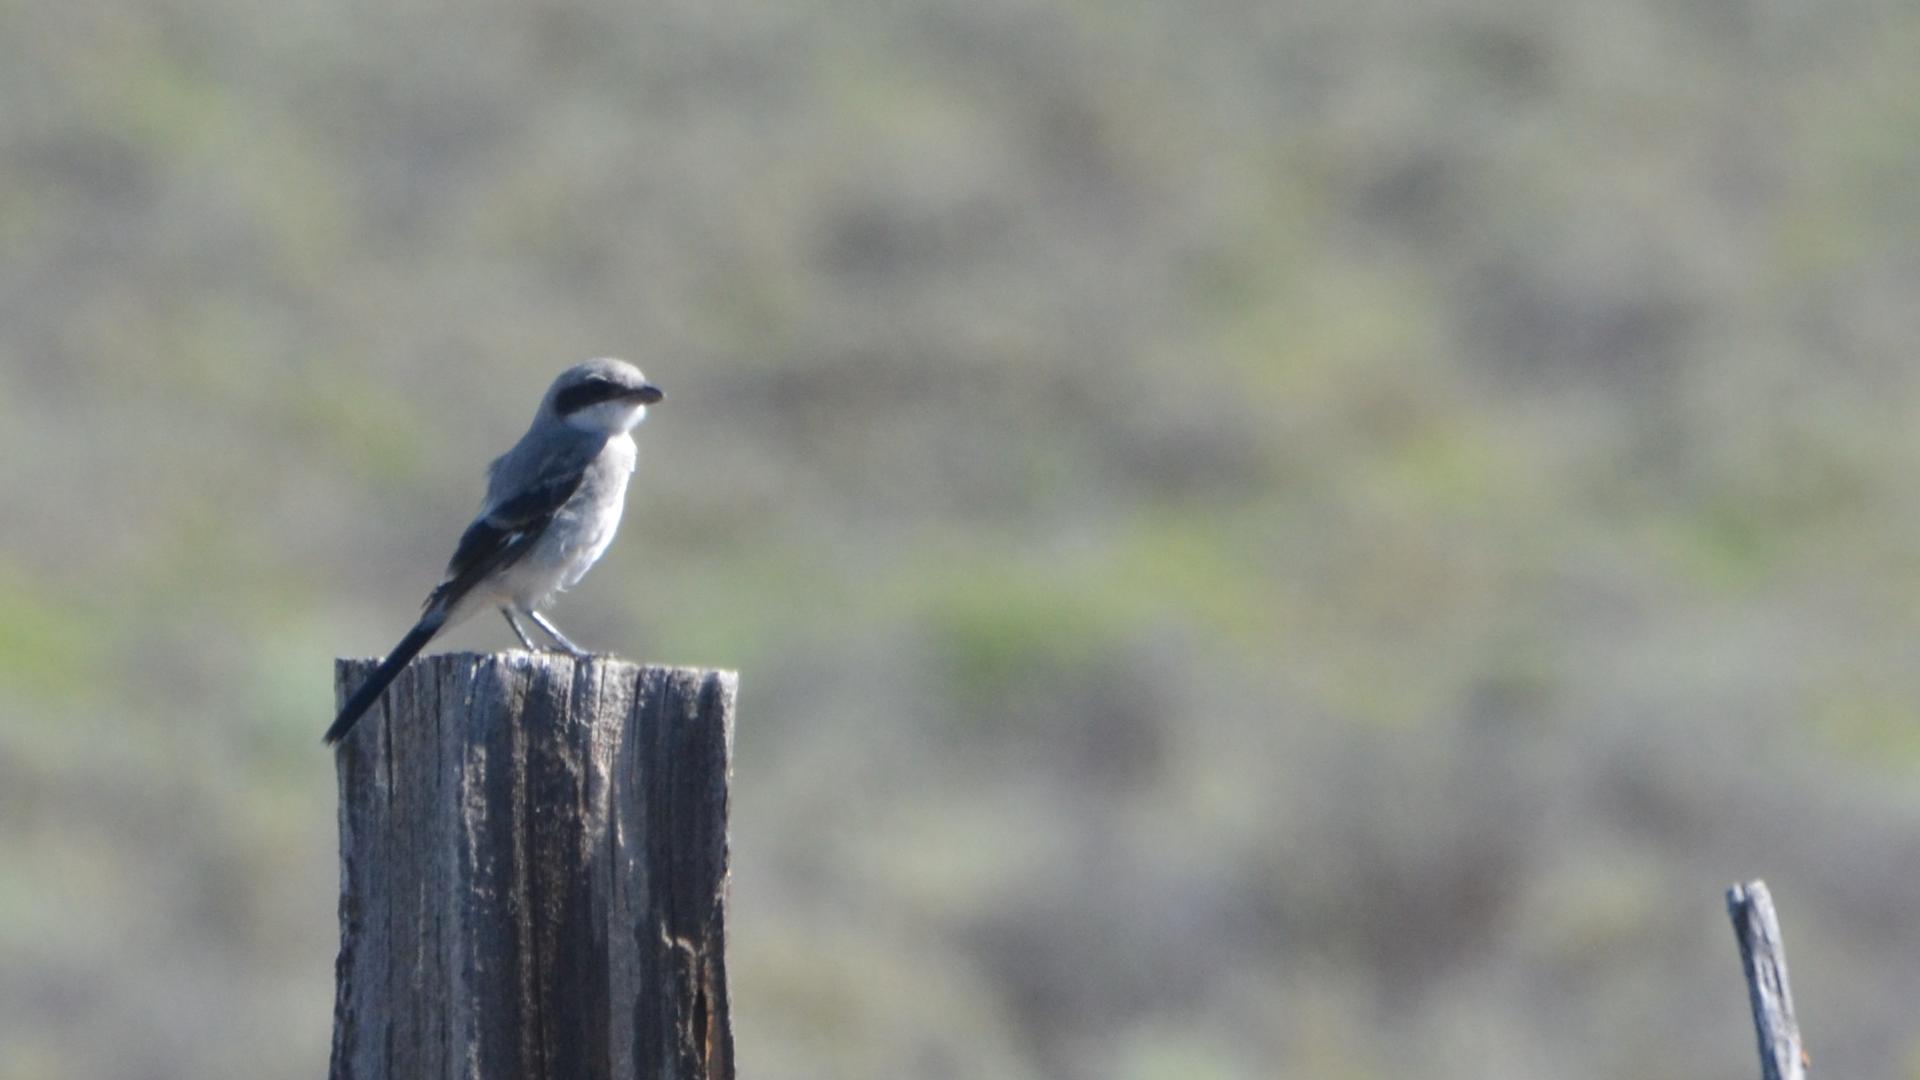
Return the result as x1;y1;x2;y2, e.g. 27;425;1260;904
1726;880;1808;1080
330;653;736;1080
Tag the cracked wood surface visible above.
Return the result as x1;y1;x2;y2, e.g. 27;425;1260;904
330;653;736;1080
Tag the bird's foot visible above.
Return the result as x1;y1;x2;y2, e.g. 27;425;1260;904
529;610;592;658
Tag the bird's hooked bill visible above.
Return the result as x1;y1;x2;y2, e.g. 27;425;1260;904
634;383;664;404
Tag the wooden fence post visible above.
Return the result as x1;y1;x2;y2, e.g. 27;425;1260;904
329;652;737;1080
1726;880;1808;1080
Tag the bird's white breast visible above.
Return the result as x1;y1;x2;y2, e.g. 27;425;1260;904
506;434;636;605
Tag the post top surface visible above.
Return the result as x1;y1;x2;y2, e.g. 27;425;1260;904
335;651;737;685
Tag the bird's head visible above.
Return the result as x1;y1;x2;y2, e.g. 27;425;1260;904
544;358;663;434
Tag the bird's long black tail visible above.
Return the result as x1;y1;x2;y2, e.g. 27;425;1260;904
324;612;446;746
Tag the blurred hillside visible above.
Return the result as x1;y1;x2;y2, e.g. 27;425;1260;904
6;1;1920;1078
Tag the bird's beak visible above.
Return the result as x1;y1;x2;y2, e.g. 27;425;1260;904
633;383;664;405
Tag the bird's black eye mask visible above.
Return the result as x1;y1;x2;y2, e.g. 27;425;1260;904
555;377;660;415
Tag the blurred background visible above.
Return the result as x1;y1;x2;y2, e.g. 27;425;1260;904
5;1;1920;1077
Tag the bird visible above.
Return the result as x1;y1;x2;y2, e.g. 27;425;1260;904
324;358;663;746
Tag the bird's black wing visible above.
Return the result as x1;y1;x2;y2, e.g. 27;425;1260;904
424;432;607;615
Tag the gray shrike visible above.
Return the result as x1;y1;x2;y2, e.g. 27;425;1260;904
324;358;663;746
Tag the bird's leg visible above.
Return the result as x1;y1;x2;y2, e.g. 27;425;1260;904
529;610;591;658
501;607;540;651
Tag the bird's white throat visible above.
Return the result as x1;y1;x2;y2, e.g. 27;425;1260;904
564;400;649;435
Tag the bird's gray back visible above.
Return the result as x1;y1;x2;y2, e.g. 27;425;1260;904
481;416;607;517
